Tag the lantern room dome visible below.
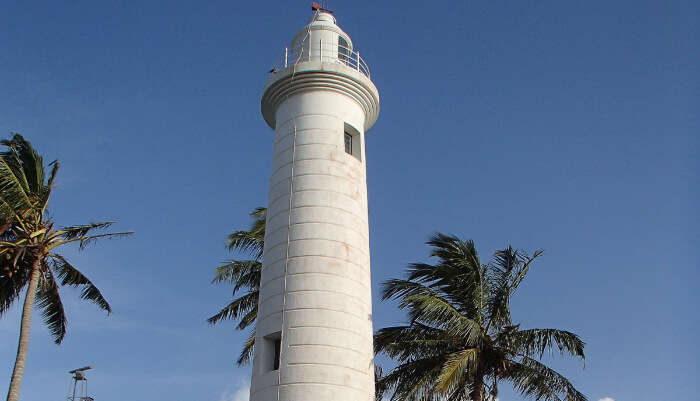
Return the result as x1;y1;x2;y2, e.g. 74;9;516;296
290;11;353;57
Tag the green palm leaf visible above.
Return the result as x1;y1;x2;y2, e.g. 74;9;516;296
504;356;586;401
0;134;130;401
207;290;258;326
436;348;479;392
209;207;266;366
375;323;454;360
226;207;266;259
499;328;585;363
377;356;444;401
34;265;67;344
211;260;261;292
375;234;586;401
237;329;256;365
50;254;112;313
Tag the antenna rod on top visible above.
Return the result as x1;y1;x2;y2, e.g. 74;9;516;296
311;2;333;13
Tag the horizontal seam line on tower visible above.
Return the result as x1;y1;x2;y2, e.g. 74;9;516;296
286;362;370;376
273;132;339;148
272;138;365;161
263;237;369;260
266;204;368;227
270;157;366;182
274;114;341;133
268;189;366;215
262;254;370;277
272;142;339;159
288;343;364;355
288;325;371;341
264;220;370;245
269;172;366;195
259;289;371;309
257;306;369;323
259;270;370;292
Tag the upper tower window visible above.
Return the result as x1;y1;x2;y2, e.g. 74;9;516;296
344;123;361;161
344;132;352;154
338;36;350;64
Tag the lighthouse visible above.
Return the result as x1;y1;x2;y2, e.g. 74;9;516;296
251;7;380;401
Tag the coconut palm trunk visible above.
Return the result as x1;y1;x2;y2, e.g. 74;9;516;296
470;375;484;401
6;257;41;401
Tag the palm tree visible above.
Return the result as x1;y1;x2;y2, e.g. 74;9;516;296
0;134;131;401
208;207;265;365
374;233;586;401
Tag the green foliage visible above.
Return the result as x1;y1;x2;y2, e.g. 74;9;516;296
0;133;132;343
375;233;586;401
209;207;265;365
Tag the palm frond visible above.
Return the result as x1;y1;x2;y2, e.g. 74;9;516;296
5;134;44;195
435;348;479;392
422;233;486;321
48;232;133;251
46;160;59;189
207;291;258;325
382;278;482;344
485;248;544;332
0;144;34;224
499;328;585;363
34;266;67;344
377;356;444;401
227;207;266;259
503;356;587;401
52;222;115;240
236;303;258;330
50;254;111;313
375;323;455;361
237;329;256;366
39;160;58;214
211;260;261;292
510;250;543;291
375;364;387;401
484;247;519;330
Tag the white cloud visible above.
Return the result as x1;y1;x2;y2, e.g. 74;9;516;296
598;398;615;401
219;382;250;401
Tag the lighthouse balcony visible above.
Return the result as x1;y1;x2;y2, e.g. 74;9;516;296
279;42;371;78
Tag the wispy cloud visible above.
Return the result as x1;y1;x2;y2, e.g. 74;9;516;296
598;397;615;401
219;380;250;401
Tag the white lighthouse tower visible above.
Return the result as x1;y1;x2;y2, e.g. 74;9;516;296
251;6;380;401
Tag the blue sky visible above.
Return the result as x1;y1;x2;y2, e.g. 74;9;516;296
0;1;697;401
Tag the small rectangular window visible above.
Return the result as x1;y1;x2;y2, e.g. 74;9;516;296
343;123;362;161
262;332;282;372
273;338;281;370
338;37;350;63
344;132;353;154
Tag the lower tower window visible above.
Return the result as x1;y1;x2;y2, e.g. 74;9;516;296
263;332;282;371
273;338;281;370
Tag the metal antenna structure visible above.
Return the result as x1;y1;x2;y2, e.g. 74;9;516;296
67;366;94;401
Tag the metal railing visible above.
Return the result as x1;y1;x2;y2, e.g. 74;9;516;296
281;41;371;78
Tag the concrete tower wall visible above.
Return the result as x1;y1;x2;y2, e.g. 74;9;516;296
251;90;374;401
252;11;380;401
